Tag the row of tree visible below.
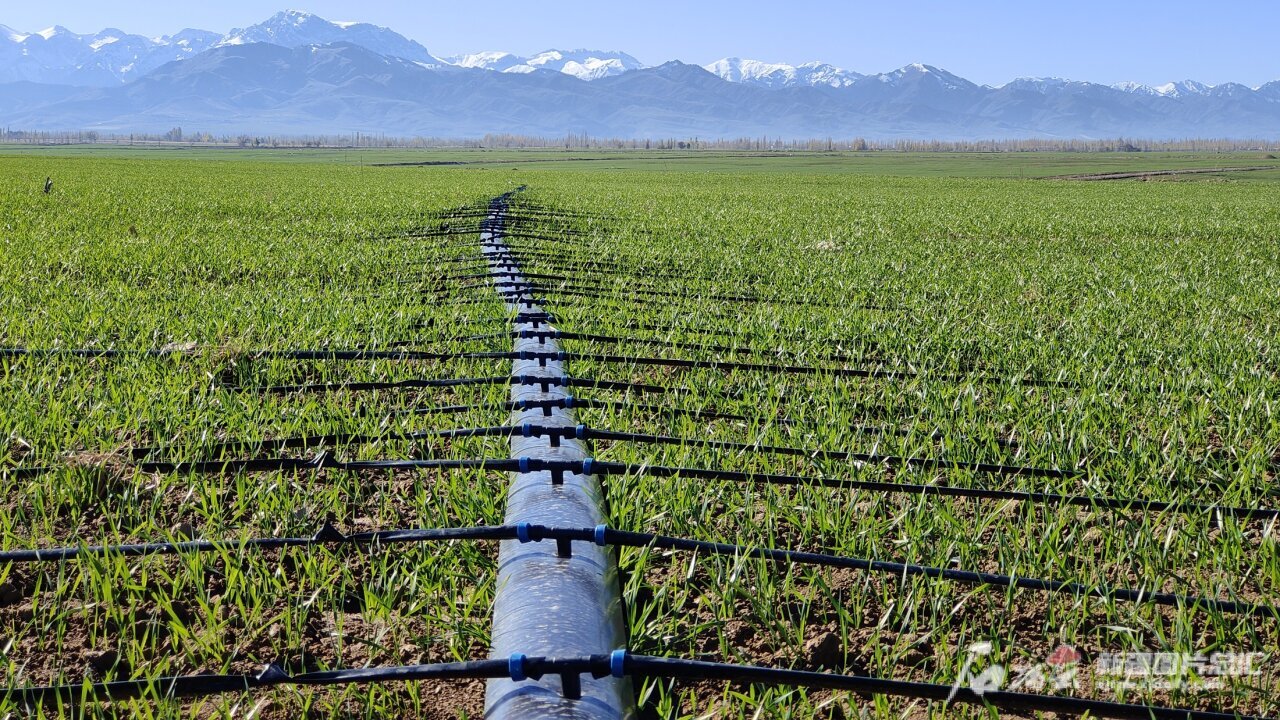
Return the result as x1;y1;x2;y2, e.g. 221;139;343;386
2;128;1277;153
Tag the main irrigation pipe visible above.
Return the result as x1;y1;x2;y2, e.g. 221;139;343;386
480;191;635;719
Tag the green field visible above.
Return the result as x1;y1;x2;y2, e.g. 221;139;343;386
5;143;1280;178
1;149;1278;718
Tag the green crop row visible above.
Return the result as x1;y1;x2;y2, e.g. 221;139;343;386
505;169;1280;717
2;154;1277;718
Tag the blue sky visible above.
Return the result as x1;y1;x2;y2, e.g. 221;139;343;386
4;1;1278;87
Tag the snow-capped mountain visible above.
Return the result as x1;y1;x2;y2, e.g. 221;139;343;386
0;10;439;86
4;9;1280;139
1110;80;1213;98
0;24;219;84
704;58;862;88
218;10;439;65
1114;81;1160;96
447;49;644;80
8;44;1277;140
1154;80;1211;98
1004;77;1099;94
447;51;524;72
3;9;1270;97
1253;81;1280;100
868;63;977;91
523;50;644;80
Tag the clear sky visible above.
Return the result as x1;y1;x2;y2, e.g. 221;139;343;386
3;1;1278;88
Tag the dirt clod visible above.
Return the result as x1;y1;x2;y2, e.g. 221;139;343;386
803;630;843;670
724;619;755;646
0;581;21;605
87;649;126;678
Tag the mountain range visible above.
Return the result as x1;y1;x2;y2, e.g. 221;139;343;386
445;49;644;81
3;10;1279;139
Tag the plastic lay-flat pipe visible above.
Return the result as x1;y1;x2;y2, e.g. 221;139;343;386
481;194;635;720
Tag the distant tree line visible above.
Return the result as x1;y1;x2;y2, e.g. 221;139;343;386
1;128;1276;153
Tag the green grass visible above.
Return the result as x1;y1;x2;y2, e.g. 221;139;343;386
1;152;1278;718
505;168;1280;716
5;144;1280;178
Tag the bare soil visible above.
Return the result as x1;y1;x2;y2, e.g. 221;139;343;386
1046;166;1277;181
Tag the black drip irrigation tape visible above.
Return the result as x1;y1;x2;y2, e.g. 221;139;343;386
427;208;605;222
400;253;496;269
335;452;1274;521
603;526;1280;618
162;343;1060;393
384;336;508;350
482;231;593;245
0;347;508;362
481;263;747;288
231;375;511;394
603;319;743;339
499;281;882;312
621;654;1270;720
539;324;1055;393
138;455;518;476
393;228;487;239
129;398;789;460
508;285;901;327
389;295;501;307
384;395;909;447
447;267;757;288
484;248;634;271
392;225;584;240
590;458;1276;520
484;246;635;266
0;523;515;563
460;393;1020;448
555;350;1072;389
488;245;849;285
46;421;1049;478
388;234;500;251
404;222;588;237
6;522;1275;619
15;414;1263;518
411;311;560;331
499;250;759;280
390;214;589;233
384;277;493;292
6;651;1265;719
489;254;772;286
573;389;1019;447
387;395;720;421
474;328;1006;379
124;425;522;463
510;251;769;279
228;343;1071;395
495;278;862;310
583;427;1069;477
499;313;889;349
236;374;679;396
8;658;518;706
481;233;589;248
440;270;518;282
38;400;1242;516
418;281;502;297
